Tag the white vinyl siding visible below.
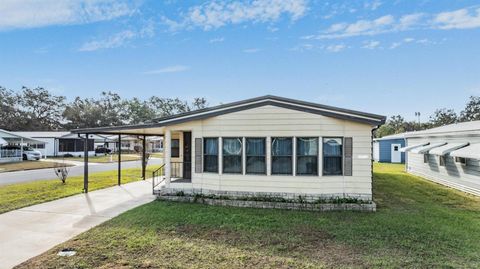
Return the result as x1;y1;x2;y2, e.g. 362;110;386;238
164;105;374;199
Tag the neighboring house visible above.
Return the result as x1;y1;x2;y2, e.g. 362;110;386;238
401;121;480;196
106;135;163;153
373;133;406;163
73;95;386;203
0;129;45;163
13;132;109;157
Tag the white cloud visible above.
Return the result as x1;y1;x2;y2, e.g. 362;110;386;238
318;15;394;39
362;40;380;49
433;8;480;29
0;0;135;31
310;7;480;40
143;65;190;74
364;0;382;11
325;44;346;52
209;37;225;43
290;43;314;51
243;48;261;53
163;0;308;31
79;22;155;52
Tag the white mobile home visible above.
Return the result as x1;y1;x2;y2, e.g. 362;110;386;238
402;121;480;196
13;132;109;157
73;96;385;205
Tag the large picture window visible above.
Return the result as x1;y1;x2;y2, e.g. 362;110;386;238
223;138;242;173
297;137;318;175
246;138;266;174
271;137;293;175
203;138;218;172
171;139;180;158
323;138;343;176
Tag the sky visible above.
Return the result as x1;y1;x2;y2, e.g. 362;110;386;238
1;0;480;121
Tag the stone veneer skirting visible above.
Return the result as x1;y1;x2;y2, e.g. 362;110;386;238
155;188;376;212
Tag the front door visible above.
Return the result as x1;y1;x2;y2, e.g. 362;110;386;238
391;143;401;163
183;132;192;179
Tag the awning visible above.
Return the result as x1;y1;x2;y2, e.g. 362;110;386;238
411;142;447;154
429;142;469;156
399;142;429;152
450;144;480;160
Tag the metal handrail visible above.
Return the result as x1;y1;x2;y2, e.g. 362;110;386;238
152;164;166;193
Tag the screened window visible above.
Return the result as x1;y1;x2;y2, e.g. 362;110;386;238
246;138;266;174
439;156;446;166
323;138;343;176
223;138;242;173
271;137;293;175
455;157;467;165
297;137;318;175
203;138;218;172
171;139;180;158
424;154;429;163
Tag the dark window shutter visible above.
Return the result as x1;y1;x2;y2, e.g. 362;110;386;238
344;137;353;176
195;138;203;173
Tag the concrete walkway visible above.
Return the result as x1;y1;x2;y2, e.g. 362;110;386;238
0;180;156;269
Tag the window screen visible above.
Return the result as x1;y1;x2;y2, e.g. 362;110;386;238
271;137;293;175
223;138;242;173
297;137;318;175
323;138;343;176
246;138;266;174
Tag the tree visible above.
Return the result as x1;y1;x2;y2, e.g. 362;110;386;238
148;97;208;119
16;86;66;130
460;96;480;122
63;91;127;129
0;87;20;130
124;97;156;124
429;108;458;127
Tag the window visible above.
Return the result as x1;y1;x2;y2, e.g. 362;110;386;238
424;154;429;163
455;157;467;165
439;156;446;166
271;137;293;175
203;138;218;172
323;138;343;176
246;138;266;174
297;137;319;175
59;139;93;152
171;139;180;158
223;137;242;173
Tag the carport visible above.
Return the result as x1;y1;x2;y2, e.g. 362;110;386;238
0;129;46;162
72;125;165;193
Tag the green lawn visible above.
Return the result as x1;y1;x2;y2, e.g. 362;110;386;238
50;153;141;163
0;165;159;214
15;163;480;268
0;161;73;173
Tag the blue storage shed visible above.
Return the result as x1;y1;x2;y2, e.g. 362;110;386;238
373;133;406;163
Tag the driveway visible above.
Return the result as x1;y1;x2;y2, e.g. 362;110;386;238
0;179;156;269
0;158;163;186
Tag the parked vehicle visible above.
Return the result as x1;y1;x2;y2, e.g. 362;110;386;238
95;146;112;154
0;145;42;160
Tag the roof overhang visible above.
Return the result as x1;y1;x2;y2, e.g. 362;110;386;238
400;142;429;152
429;142;469;156
411;142;447;154
450;144;480;160
71;95;386;135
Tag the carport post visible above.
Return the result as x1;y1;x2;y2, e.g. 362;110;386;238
84;134;89;193
142;135;146;180
118;134;121;185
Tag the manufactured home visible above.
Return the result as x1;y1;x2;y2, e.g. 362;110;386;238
13;132;109;157
402;121;480;196
373;133;406;163
73;96;385;205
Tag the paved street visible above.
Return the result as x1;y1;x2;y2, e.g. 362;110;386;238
0;158;162;186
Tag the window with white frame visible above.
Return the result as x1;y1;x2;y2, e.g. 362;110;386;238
296;137;319;175
271;137;293;175
203;138;218;172
223;137;242;174
323;138;343;176
246;138;266;174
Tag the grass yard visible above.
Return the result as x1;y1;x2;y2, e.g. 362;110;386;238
51;154;141;163
15;163;480;268
0;165;160;214
0;161;73;173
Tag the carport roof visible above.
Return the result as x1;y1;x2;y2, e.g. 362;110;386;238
71;95;386;135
